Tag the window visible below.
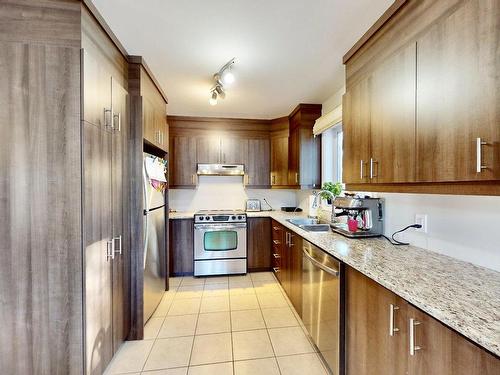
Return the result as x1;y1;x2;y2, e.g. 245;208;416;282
321;124;343;184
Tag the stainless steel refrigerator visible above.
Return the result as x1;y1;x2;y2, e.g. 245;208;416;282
143;152;167;323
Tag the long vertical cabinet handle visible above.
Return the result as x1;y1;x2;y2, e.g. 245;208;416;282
114;235;122;255
106;240;115;261
389;304;400;336
104;108;113;129
360;160;365;180
370;158;378;179
288;233;294;247
476;138;488;172
113;112;121;132
409;318;421;355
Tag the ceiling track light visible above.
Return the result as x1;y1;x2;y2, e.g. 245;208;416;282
208;57;235;105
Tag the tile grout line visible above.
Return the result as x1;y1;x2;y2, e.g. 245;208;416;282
186;277;205;370
251;274;283;375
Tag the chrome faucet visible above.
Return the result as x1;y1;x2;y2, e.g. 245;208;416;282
312;190;336;223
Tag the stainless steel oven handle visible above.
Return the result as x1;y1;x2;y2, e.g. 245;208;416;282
302;246;339;276
194;223;247;230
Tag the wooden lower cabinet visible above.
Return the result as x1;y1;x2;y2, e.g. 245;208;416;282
247;218;272;271
169;219;194;276
346;266;408;375
346;267;500;375
270;220;303;316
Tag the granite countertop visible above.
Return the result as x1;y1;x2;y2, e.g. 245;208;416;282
168;210;500;356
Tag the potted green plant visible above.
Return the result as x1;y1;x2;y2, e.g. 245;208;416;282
320;182;343;204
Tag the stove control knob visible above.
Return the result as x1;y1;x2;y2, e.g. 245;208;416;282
205;216;210;221
237;215;242;220
231;216;236;220
199;216;204;220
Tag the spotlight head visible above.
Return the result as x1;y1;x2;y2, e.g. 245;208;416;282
209;91;218;106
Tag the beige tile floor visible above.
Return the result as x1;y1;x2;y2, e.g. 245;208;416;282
104;272;329;375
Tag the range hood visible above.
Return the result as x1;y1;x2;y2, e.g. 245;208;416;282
197;163;245;176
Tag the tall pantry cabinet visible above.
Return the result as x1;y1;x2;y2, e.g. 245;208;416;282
0;2;131;374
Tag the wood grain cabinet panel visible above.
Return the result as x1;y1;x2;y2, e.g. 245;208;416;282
84;121;113;375
143;97;157;147
169;219;194;276
288;233;303;316
346;267;408;375
271;135;289;187
416;0;500;182
196;134;221;164
247;218;272;271
346;267;500;375
247;138;270;187
407;304;500;375
370;43;416;183
169;135;197;187
343;77;372;184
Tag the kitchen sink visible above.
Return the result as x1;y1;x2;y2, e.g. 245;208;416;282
286;218;330;232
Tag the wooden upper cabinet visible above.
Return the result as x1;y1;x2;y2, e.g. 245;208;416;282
370;43;416;183
142;97;156;146
196;134;221;164
416;0;499;182
247;138;270;187
342;77;371;184
169;135;197;187
406;304;500;375
346;267;408;375
220;136;248;164
287;105;322;189
270;135;289;187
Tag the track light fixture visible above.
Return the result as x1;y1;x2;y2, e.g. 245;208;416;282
209;58;235;105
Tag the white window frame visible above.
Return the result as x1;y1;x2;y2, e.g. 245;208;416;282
321;123;343;185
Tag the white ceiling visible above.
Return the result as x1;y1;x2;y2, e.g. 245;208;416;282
92;0;393;119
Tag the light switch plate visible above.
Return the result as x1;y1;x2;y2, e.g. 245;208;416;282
415;214;428;233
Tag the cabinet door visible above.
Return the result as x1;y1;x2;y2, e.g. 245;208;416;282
370;43;416;183
288;124;300;187
298;126;321;188
289;234;303;316
111;78;129;352
271;136;289;186
143;97;157;147
271;221;285;281
196;135;221;164
346;267;408;375
407;304;500;375
416;0;500;181
342;77;371;184
84;121;113;375
154;106;167;152
247;138;270;187
169;135;197;187
82;49;112;128
169;219;194;275
220;136;248;164
247;218;271;271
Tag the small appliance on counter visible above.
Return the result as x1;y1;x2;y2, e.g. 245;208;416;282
245;199;261;212
280;207;302;212
331;196;384;238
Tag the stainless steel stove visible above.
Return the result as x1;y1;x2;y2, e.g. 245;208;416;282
193;210;247;276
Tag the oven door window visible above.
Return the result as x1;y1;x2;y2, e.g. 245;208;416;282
204;231;238;251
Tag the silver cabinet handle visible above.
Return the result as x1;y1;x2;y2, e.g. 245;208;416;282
302;246;339;276
295;172;299;184
285;232;290;246
409;318;421;355
389;304;400;336
360;160;364;180
272;226;281;231
273;267;280;273
476;137;488;172
113;112;121;132
104;108;112;129
114;235;122;255
288;233;295;247
271;175;276;185
370;158;378;179
106;239;115;261
273;253;281;259
272;239;281;245
244;174;249;185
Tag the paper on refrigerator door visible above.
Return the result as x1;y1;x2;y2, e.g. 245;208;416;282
145;156;167;182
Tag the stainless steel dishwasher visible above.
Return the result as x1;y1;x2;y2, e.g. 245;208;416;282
302;240;342;374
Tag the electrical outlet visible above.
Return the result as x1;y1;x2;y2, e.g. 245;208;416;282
415;214;428;233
